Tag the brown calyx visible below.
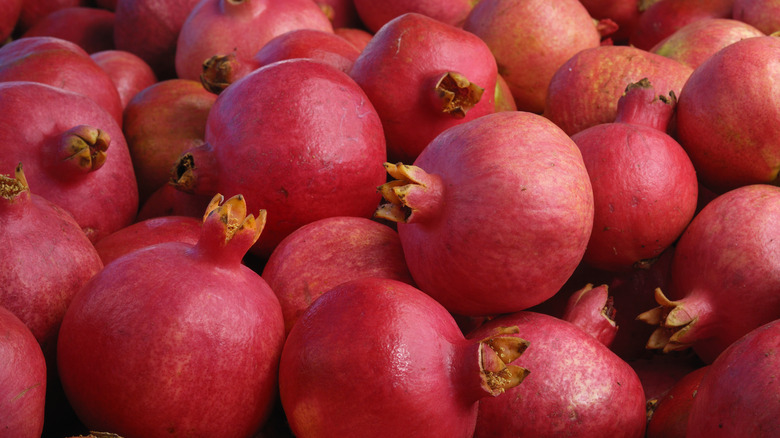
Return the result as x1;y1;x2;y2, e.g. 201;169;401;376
201;54;238;94
59;125;110;173
479;326;530;396
434;72;484;118
637;288;697;353
0;163;29;200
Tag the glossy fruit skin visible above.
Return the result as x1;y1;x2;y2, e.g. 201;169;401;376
469;311;647;438
686;319;780;437
0;306;47;438
675;35;780;193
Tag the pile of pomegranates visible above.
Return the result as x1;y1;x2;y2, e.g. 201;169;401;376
1;1;779;437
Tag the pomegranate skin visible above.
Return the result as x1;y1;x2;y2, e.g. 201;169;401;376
57;195;286;438
579;0;643;42
0;36;124;127
0;306;47;438
646;364;709;438
686;319;780;437
469;312;647;438
0;81;138;243
17;0;86;33
93;215;202;265
543;45;693;136
733;0;780;34
279;277;530;438
352;0;476;32
90;49;158;109
0;0;22;41
350;12;498;163
630;0;735;50
136;184;214;222
174;0;334;81
377;111;594;316
20;6;116;54
262;216;415;334
171;59;387;258
675;35;780;193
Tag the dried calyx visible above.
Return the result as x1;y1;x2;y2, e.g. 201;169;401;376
434;71;484;118
0;163;29;200
637;288;697;352
479;326;530;396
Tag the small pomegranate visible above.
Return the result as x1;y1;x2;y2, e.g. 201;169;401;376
91;49;158;109
20;6;115;54
279;277;531;438
57;194;286;437
93;215;202;265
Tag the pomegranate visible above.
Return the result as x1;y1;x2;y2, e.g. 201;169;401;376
201;28;361;94
113;0;201;80
333;27;373;51
674;35;780;193
93;215;202;265
685;318;780;436
0;0;22;41
543;44;693;136
122;78;216;203
494;74;517;111
468;311;647;438
630;0;736;50
650;17;765;69
579;0;644;42
279;277;530;438
638;184;780;363
57;194;286;437
350;12;498;163
733;0;780;34
20;6;115;54
262;216;414;334
0;163;103;364
0;36;124;127
462;0;607;114
170;59;387;259
646;364;709;438
375;111;594;316
315;0;360;28
16;0;86;33
571;79;698;272
136;184;214;222
0;305;47;438
174;0;333;81
352;0;476;32
0;81;138;243
561;283;618;347
91;50;158;109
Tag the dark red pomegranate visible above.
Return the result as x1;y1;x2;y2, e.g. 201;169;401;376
171;59;387;258
90;49;158;109
646;364;709;438
579;0;644;42
57;194;286;437
630;0;735;50
20;6;115;54
375;111;593;316
733;0;780;34
0;0;22;41
93;215;202;265
279;277;530;438
16;0;87;33
136;184;214;222
315;0;360;28
352;0;476;32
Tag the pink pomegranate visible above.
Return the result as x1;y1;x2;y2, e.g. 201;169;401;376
279;277;530;438
350;12;498;163
136;184;214;222
0;305;47;438
262;216;414;334
352;0;476;32
650;18;765;69
93;215;202;265
57;194;286;437
175;0;333;81
0;36;124;126
630;0;735;50
170;59;387;258
0;81;138;243
462;0;608;114
685;318;780;436
579;0;644;42
0;0;22;41
468;311;647;438
733;0;780;34
638;184;780;363
675;35;780;193
16;0;86;33
90;50;158;109
543;44;693;136
123;78;216;203
375;111;594;316
0;163;103;364
113;0;202;80
561;283;618;347
20;6;115;54
646;364;709;438
572;79;698;272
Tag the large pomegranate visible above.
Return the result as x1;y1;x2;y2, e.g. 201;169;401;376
90;49;158;109
57;194;286;438
375;111;593;316
170;59;387;258
93;215;202;265
279;277;530;438
20;6;116;54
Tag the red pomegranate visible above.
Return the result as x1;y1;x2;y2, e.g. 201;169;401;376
171;59;387;258
279;277;530;438
93;215;202;265
638;184;780;363
175;0;333;81
543;44;693;136
646;365;709;438
90;49;158;109
136;184;214;222
571;79;698;272
0;305;47;438
375;111;594;316
561;283;618;347
462;0;607;114
57;194;286;437
333;27;374;51
468;311;647;438
350;12;498;163
674;35;780;193
0;36;124;126
733;0;780;34
0;81;138;243
20;6;115;54
579;0;644;42
0;164;103;364
262;216;414;334
0;0;22;41
352;0;476;32
630;0;736;50
16;0;86;33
